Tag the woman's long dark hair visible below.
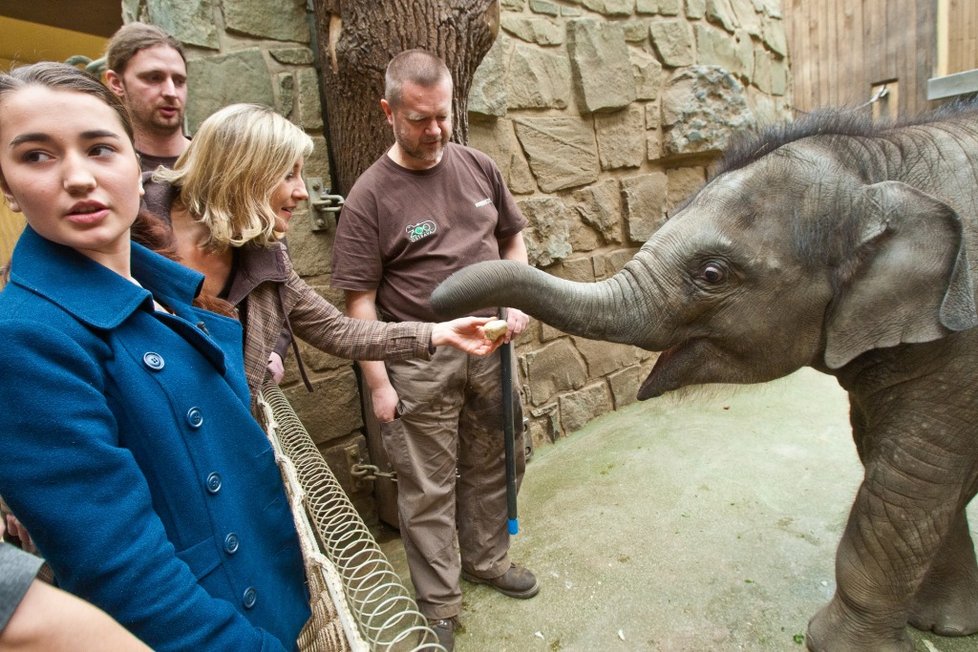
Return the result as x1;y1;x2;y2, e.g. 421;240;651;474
132;210;238;318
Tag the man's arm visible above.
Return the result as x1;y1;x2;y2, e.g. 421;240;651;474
345;289;400;422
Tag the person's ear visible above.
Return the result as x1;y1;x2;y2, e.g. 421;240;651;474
0;175;20;213
380;98;394;125
104;70;126;98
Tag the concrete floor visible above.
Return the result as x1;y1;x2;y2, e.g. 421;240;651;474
378;367;978;651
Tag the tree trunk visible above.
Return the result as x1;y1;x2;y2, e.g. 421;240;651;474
311;0;500;195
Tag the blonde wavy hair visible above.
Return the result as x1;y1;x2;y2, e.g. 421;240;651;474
154;103;313;249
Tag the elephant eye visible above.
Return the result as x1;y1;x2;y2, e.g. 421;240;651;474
698;261;727;284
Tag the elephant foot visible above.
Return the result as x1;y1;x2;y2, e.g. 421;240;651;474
909;576;978;636
807;599;912;652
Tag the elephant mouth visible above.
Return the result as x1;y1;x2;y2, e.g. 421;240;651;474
637;344;684;400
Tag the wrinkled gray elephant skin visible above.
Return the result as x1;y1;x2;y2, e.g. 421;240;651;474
431;104;978;652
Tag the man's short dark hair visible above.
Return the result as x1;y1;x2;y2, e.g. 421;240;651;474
384;49;451;108
105;22;186;75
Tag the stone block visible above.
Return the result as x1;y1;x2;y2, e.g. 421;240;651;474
283;367;362;445
569;20;636;113
647;127;663;161
706;0;739;32
645;99;661;128
277;72;295;118
694;24;754;80
572;179;624;244
649;19;695;68
501;15;565;45
731;0;762;37
527;403;561;444
608;364;643;408
548;255;599;283
507;45;572;110
518;196;574;267
762;16;788;57
187;50;275;133
559;381;613;433
286;199;332;273
468;117;537;195
581;0;636;16
661;65;754;156
295;67;323;130
637;0;681;14
666;165;707;209
530;0;561;15
523;339;589;406
470;36;509;117
595;105;646;170
224;0;309;43
146;0;220;49
621;172;668;242
631;47;663;100
686;0;707;19
501;0;526;9
573;337;645;377
570;222;602;252
593;247;639;279
513;117;600;192
270;47;315;65
623;20;652;43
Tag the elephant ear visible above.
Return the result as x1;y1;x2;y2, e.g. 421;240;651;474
824;181;978;369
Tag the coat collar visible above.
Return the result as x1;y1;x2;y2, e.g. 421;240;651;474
8;226;205;331
224;243;289;306
141;177;290;307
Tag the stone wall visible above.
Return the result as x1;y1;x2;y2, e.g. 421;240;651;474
121;0;791;516
467;0;791;449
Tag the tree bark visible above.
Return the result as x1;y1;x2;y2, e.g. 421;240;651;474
311;0;500;195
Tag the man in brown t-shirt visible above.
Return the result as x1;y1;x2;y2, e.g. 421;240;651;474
331;49;538;651
104;22;191;174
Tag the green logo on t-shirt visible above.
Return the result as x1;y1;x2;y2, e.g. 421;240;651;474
406;220;437;243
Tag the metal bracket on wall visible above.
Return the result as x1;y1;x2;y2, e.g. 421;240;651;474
304;176;345;231
351;463;398;483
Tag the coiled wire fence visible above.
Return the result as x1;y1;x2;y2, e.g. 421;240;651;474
258;382;444;652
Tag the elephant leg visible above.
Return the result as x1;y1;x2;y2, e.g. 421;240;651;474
908;509;978;636
806;504;914;652
806;467;949;652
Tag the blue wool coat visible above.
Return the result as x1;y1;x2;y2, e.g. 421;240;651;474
0;228;310;651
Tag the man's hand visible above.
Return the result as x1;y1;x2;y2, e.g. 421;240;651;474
266;352;285;384
502;308;529;343
370;382;400;423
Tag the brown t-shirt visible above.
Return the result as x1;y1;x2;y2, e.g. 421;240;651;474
138;151;180;174
331;143;527;323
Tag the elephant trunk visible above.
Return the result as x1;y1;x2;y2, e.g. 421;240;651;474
431;259;655;346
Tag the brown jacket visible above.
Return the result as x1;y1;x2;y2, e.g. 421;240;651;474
226;242;434;404
141;178;434;407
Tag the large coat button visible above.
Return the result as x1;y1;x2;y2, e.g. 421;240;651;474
186;407;204;429
142;352;165;370
242;587;257;609
205;472;222;494
224;532;239;554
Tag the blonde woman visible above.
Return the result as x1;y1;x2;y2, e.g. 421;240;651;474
145;103;497;406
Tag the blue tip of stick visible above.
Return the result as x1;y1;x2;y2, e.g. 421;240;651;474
508;519;519;535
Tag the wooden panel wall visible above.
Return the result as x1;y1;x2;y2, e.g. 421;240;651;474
946;0;977;74
784;0;939;118
0;205;25;269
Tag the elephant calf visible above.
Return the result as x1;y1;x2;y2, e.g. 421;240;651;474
431;103;978;652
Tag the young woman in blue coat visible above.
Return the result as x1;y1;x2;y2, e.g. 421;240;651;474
0;62;312;651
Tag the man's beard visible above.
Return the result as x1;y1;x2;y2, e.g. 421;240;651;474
399;133;448;165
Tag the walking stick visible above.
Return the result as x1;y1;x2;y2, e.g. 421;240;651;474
486;315;519;535
500;333;520;536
